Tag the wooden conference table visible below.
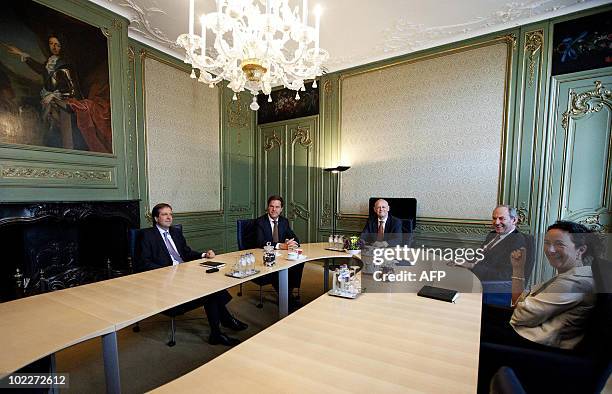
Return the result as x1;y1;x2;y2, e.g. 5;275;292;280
0;243;354;393
154;250;483;393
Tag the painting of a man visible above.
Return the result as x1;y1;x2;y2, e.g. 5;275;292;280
0;1;112;153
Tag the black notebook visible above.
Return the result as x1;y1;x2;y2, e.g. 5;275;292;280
199;261;226;269
417;285;459;303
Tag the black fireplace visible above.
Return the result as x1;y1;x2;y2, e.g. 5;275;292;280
0;201;139;302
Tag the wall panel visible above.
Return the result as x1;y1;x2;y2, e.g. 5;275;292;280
339;40;513;220
143;56;221;213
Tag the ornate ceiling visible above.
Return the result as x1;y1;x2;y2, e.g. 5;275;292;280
90;0;606;72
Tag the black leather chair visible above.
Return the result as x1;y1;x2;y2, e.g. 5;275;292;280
478;258;612;393
129;224;207;347
489;367;526;394
367;197;416;247
236;219;277;308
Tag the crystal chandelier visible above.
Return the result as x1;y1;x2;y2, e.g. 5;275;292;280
177;0;329;110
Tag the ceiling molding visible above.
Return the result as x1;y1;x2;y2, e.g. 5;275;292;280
107;0;178;48
380;0;585;54
89;0;606;73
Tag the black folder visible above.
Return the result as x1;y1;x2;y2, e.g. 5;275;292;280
417;285;459;303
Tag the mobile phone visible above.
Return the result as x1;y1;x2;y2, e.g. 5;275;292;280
206;267;219;273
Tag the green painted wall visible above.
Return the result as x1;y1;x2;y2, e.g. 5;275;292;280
1;1;609;274
129;41;256;253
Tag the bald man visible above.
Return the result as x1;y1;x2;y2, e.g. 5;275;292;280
359;199;403;247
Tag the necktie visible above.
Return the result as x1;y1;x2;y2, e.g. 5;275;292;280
377;220;384;241
485;234;501;251
163;231;183;263
272;220;279;243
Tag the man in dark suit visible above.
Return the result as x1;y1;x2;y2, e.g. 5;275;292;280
464;205;528;282
136;203;247;346
254;195;302;308
360;199;403;247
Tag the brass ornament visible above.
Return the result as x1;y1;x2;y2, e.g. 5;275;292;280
264;131;282;151
292;127;312;147
1;166;111;181
524;30;543;87
579;215;605;233
562;81;611;131
227;94;249;129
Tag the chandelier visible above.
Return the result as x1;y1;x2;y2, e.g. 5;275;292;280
177;0;329;110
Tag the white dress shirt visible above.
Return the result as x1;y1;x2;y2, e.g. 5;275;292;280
156;225;181;265
268;215;281;249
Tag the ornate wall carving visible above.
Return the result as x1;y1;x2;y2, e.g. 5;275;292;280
144;57;221;212
340;42;509;220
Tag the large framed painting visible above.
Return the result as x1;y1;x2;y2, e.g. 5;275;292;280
0;0;112;153
552;10;612;76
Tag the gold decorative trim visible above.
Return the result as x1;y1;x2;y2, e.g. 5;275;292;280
416;224;490;235
525;30;543;87
100;26;111;38
292;127;312;147
1;166;111;181
264;131;282;151
517;203;528;225
502;33;518;50
324;80;332;95
227;94;249;129
127;46;135;61
562;81;612;131
321;203;332;225
113;19;123;31
289;203;310;221
579;215;605;233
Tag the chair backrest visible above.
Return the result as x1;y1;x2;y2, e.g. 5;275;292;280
368;197;417;246
237;219;258;250
129;224;183;272
579;259;612;357
490;366;526;394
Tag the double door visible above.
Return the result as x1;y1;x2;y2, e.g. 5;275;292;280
538;72;611;280
256;116;318;243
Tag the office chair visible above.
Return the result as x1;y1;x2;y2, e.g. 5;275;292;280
489;367;526;394
236;219;277;308
478;258;612;393
130;224;206;347
367;197;417;247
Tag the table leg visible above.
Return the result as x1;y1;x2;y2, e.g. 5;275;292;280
278;269;288;318
323;260;329;292
49;354;58;394
102;331;121;394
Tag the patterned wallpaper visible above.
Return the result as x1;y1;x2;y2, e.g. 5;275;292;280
144;58;221;212
340;43;508;219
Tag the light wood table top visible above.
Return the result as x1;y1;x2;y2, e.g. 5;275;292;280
152;290;483;393
0;294;115;378
0;243;352;382
43;243;351;330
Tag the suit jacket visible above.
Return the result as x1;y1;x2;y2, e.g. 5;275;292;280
511;265;594;349
255;214;299;248
471;229;526;282
359;214;403;247
136;226;202;271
